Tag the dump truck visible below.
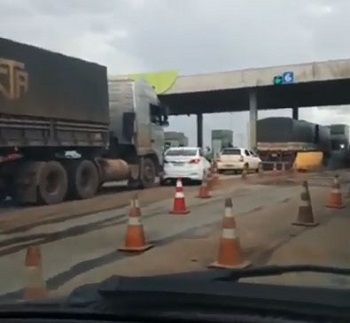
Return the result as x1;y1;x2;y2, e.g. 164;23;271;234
256;117;331;169
0;37;168;205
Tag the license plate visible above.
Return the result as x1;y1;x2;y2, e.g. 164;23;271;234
172;162;184;166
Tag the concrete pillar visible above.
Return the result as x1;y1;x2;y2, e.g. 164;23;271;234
249;89;258;150
196;113;203;148
292;107;299;120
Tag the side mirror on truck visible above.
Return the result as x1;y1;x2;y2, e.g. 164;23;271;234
122;112;136;141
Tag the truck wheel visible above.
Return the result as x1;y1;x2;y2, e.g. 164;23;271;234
141;158;156;188
37;161;68;205
67;160;99;200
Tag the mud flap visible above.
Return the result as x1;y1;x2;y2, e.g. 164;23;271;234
12;161;44;204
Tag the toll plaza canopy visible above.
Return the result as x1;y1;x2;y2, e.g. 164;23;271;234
146;59;350;115
126;59;350;148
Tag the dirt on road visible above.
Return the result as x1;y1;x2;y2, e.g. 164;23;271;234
0;171;308;233
55;172;350;295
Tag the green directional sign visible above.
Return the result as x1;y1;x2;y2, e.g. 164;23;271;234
273;76;283;85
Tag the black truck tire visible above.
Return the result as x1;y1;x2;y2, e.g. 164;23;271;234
127;157;157;189
140;157;156;188
66;159;99;200
37;161;68;205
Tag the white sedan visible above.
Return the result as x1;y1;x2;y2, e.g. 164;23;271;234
162;147;211;184
216;147;262;173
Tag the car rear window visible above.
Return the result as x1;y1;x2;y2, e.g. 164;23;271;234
165;149;197;156
221;149;241;155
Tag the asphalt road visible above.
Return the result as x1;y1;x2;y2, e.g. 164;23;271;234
0;178;302;298
2;170;349;299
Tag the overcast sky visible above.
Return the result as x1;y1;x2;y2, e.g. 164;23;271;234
1;0;350;146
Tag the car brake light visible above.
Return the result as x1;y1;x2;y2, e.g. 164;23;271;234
189;158;201;164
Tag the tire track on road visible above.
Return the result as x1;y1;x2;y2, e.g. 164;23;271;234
0;221;220;301
0;187;253;256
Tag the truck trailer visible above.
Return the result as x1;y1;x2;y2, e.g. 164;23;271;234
256;117;331;168
0;37;168;205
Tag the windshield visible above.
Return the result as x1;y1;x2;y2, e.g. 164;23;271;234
165;149;197;156
221;148;241;155
0;0;349;310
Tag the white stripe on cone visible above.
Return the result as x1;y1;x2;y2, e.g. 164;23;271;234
222;228;237;239
175;191;185;198
129;217;141;225
224;207;234;218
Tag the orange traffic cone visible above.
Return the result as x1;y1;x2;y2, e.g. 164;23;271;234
292;181;318;227
169;178;190;215
209;198;251;269
326;175;345;209
23;246;48;300
197;171;211;199
119;196;153;252
133;194;141;217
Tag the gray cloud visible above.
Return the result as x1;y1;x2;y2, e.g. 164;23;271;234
0;0;349;146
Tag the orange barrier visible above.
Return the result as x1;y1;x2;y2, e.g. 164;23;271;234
292;181;318;227
24;246;48;300
119;195;153;252
326;175;345;209
169;178;190;215
209;198;251;269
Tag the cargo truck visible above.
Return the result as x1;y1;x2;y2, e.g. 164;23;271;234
0;37;168;205
164;131;188;148
256;117;331;169
328;124;350;150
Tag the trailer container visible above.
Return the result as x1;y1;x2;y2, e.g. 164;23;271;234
256;117;331;168
0;37;168;205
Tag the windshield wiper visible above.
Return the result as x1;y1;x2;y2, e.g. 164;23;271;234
216;265;350;281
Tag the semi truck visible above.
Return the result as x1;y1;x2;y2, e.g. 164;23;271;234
256;117;331;168
164;131;188;148
0;37;168;205
328;124;350;150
